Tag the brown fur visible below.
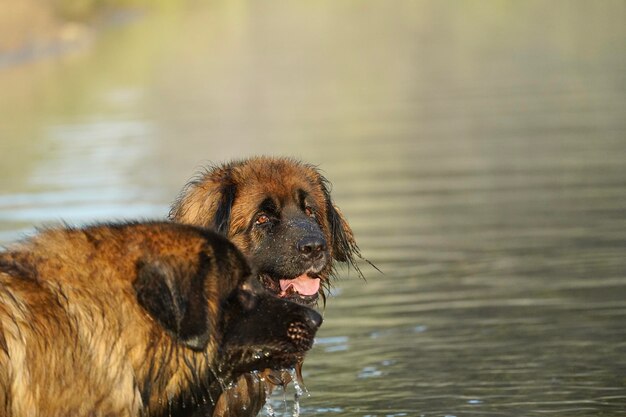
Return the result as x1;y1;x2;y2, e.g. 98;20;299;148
0;221;320;417
169;157;362;417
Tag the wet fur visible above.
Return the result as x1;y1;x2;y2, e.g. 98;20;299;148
0;221;320;417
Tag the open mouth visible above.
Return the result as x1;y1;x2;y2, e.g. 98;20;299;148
259;272;321;306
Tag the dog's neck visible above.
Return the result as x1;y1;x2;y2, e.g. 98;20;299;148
134;336;225;416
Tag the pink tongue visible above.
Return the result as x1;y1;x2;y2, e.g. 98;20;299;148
279;274;320;296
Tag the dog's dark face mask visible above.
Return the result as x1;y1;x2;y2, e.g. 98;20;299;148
219;277;323;378
248;199;330;307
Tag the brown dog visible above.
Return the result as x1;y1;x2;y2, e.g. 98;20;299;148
0;221;321;417
169;156;362;416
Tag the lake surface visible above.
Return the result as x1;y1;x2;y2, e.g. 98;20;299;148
1;1;625;416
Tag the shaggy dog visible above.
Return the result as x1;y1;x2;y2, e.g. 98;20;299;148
0;221;321;417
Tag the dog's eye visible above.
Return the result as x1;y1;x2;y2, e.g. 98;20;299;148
255;214;270;225
304;207;315;218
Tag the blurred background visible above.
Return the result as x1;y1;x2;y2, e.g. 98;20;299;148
1;1;625;416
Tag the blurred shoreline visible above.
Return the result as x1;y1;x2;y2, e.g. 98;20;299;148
0;1;143;69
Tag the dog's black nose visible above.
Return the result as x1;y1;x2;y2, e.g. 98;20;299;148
304;307;323;329
297;236;327;259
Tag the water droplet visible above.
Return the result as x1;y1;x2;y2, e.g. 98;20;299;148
263;381;276;417
288;368;304;397
217;377;228;391
288;367;304;417
264;402;276;417
292;398;300;417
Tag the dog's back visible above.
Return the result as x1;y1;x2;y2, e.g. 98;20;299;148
0;225;162;416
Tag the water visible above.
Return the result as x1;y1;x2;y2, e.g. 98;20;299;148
288;367;306;417
1;1;626;416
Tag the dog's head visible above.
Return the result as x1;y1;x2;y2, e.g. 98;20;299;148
218;277;323;377
169;156;361;307
132;224;322;380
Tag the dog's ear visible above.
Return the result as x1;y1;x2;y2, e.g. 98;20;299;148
318;178;359;265
134;259;210;351
327;202;359;264
213;182;236;234
169;167;237;235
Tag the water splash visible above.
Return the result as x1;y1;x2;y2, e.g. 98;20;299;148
280;384;288;412
216;377;228;392
289;368;308;397
288;367;305;417
292;395;300;417
263;379;277;417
